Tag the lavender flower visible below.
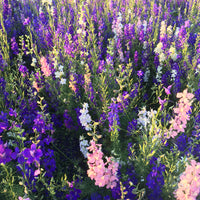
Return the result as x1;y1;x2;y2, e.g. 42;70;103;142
19;65;28;77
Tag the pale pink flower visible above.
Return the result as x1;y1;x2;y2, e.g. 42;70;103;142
174;160;200;200
40;56;51;77
33;81;42;92
165;89;194;139
87;140;119;189
177;89;194;101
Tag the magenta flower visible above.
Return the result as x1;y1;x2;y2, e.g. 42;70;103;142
158;97;167;111
137;70;144;77
0;140;15;164
163;84;172;95
0;122;8;133
23;17;30;26
9;108;17;117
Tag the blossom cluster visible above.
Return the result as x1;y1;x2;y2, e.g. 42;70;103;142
87;140;119;189
174;160;200;200
79;135;89;158
137;107;157;131
165;89;194;138
79;103;92;131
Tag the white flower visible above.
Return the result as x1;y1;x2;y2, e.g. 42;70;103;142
58;65;64;71
138;107;157;131
77;28;82;35
156;65;162;82
79;103;92;131
143;20;147;33
79;136;89;158
144;68;150;82
174;27;180;37
83;102;89;109
42;0;52;5
143;41;148;49
31;57;37;67
154;42;163;54
169;46;178;61
160;21;166;38
167;25;173;37
159;52;166;63
55;71;64;78
171;69;177;81
60;78;66;85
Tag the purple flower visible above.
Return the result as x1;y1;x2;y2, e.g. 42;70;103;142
65;180;82;200
63;110;75;130
108;102;120;132
19;65;28;77
137;70;144;77
23;144;43;166
32;113;53;134
23;17;30;26
41;149;56;177
0;139;14;164
158;97;167;111
163;84;172;95
9;108;17;117
11;37;19;55
0;111;8;133
175;134;187;152
127;119;137;135
195;88;200;101
134;51;138;66
0;122;8;133
146;162;165;200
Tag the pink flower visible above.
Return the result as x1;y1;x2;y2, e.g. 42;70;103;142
34;169;41;176
87;140;119;189
158;97;167;110
40;56;51;77
177;89;194;101
165;89;194;139
174;160;200;200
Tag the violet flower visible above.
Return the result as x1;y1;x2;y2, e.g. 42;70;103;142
23;144;43;166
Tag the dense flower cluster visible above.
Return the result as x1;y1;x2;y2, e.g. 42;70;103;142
40;56;51;77
146;157;166;200
0;0;200;199
108;102;120;132
87;140;119;189
79;135;89;158
137;107;157;131
165;89;194;139
174;160;200;200
79;103;92;131
22;144;43;176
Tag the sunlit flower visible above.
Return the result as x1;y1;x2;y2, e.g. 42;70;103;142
40;56;51;77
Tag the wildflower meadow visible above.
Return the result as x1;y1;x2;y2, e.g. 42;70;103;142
0;0;200;199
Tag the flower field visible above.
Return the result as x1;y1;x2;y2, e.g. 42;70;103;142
0;0;200;199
